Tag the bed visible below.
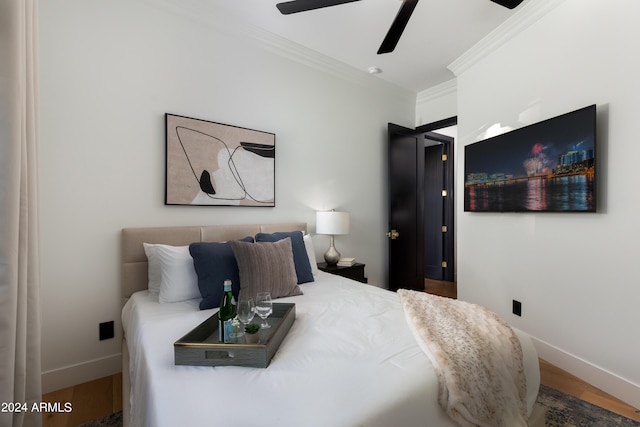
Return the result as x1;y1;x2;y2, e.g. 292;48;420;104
121;223;544;427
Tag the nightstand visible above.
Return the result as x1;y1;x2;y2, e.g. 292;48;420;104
317;262;367;284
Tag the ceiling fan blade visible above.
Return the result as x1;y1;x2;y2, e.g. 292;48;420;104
490;0;525;9
277;0;360;15
377;0;419;54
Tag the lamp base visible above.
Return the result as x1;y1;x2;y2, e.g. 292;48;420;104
323;235;341;265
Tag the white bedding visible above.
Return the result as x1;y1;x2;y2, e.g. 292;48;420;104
122;272;539;427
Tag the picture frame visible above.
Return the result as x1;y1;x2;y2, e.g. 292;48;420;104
464;105;596;212
165;114;275;206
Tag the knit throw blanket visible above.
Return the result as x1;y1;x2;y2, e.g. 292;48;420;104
397;289;527;427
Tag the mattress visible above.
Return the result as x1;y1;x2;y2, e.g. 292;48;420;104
122;271;540;427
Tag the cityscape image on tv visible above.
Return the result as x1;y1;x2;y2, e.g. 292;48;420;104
464;108;596;212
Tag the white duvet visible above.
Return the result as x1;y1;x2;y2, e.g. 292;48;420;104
122;272;539;427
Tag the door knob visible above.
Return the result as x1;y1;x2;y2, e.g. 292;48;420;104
386;229;399;239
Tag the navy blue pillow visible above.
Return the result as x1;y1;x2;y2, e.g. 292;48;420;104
255;231;314;284
189;237;253;310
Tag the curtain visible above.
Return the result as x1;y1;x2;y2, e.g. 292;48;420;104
0;0;42;426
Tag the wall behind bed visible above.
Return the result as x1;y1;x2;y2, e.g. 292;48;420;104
38;0;414;392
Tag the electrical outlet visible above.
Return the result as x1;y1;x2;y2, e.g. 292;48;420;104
512;300;522;317
99;321;114;341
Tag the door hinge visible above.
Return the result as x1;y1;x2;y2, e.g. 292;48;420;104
442;154;447;161
441;261;448;268
441;225;447;233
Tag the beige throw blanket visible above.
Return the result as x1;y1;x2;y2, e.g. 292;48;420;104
397;289;527;427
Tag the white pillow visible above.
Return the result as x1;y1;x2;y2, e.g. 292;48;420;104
144;243;199;303
303;234;319;277
143;243;162;295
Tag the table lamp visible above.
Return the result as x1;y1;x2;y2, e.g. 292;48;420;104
316;210;350;265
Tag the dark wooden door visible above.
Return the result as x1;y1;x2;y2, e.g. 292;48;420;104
388;119;456;290
424;143;444;279
440;134;454;282
423;132;455;282
387;123;424;291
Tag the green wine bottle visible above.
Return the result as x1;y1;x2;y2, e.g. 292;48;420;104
219;279;236;343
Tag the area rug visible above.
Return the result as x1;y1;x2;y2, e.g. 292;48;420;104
78;385;640;427
537;384;640;427
77;411;122;427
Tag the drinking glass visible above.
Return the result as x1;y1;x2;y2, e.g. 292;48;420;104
255;292;273;329
237;298;255;328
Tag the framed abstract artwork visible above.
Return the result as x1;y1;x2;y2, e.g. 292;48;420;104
165;114;275;206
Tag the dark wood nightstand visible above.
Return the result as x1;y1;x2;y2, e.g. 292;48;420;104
317;262;367;283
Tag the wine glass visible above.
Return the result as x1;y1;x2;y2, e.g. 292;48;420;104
237;298;255;330
255;292;273;329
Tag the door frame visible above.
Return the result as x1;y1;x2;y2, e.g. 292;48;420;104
423;130;455;282
416;117;457;134
418;117;456;283
387;116;457;290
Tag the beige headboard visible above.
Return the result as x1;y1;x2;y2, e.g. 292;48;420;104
121;222;307;305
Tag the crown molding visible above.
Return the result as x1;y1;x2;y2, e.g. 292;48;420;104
448;0;566;77
143;0;415;104
416;79;457;106
241;23;415;103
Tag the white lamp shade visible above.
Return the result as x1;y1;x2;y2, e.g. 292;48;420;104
316;211;350;235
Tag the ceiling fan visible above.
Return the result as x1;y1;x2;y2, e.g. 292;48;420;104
276;0;525;54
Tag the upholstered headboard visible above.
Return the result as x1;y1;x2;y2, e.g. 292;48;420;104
120;222;307;305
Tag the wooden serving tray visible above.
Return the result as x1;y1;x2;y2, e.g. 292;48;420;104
174;303;296;368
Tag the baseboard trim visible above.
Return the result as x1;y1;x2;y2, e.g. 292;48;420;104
531;336;640;409
42;353;122;394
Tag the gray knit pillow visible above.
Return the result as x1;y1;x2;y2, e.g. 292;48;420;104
230;237;303;301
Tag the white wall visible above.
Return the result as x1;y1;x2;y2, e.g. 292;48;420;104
452;0;640;407
415;79;457;127
38;0;415;392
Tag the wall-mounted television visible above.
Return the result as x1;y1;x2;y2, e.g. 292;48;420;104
464;105;596;212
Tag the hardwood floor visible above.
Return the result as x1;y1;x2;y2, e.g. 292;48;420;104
424;278;457;299
42;374;122;427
